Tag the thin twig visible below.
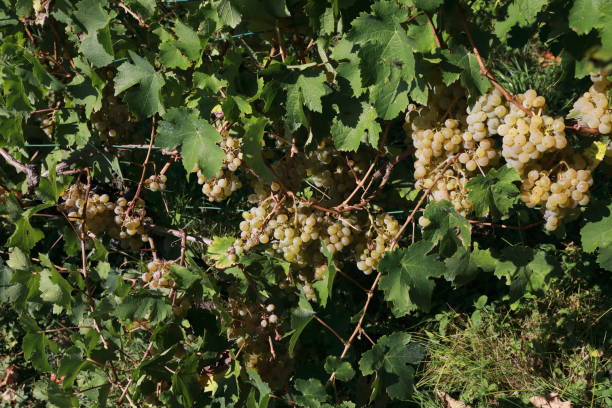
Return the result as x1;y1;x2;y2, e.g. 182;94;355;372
118;1;148;27
327;154;458;385
127;118;156;215
146;223;212;245
314;316;347;346
468;219;544;230
424;11;441;48
0;148;39;192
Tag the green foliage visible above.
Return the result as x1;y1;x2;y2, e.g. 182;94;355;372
467;166;520;218
378;241;445;315
359;332;424;401
0;0;610;407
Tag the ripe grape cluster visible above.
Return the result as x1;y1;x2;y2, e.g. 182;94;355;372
571;73;611;134
60;184;115;237
91;91;136;143
407;87;500;215
59;184;150;249
497;90;567;172
519;156;593;230
141;259;175;289
225;299;286;379
406;81;603;231
196;135;243;201
145;174;167;192
356;213;400;275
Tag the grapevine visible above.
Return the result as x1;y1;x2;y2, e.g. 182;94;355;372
0;1;610;407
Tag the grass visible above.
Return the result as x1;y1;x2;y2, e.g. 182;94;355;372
491;42;590;115
410;279;611;407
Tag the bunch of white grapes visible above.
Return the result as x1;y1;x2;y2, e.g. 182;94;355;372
497;90;567;172
197;135;243;201
60;185;151;249
519;159;593;231
141;259;174;289
145;174;167;191
112;197;150;247
356;213;400;275
60;184;115;236
570;73;611;134
404;83;467;132
91;93;135;143
235;201;357;264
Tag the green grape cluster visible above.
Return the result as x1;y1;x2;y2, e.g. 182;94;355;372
356;213;400;275
197;135;243;201
144;174;167;191
571;74;612;134
497;90;567;172
91;88;137;143
141;259;175;289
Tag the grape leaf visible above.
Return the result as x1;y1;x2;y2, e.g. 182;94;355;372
331;39;364;97
39;269;72;310
289;296;315;357
581;201;612;271
159;42;190;70
242;116;273;182
284;72;329;131
348;2;408;44
312;245;338;308
73;0;115;67
156;107;224;177
114;51;165;117
422;200;471;253
444;244;496;286
331;102;381;151
467;166;520;218
359;332;424;401
411;0;444;12
443;48;490;101
207;236;236;268
114;294;172;325
23;332;53;372
369;69;409;120
6;204;53;252
294;378;328;408
494;247;555;296
378;240;445;316
218;0;241;28
324;356;355;382
494;0;549;40
174;19;202;61
568;0;606;35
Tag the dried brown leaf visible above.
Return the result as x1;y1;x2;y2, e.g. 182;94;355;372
437;391;473;408
530;393;572;408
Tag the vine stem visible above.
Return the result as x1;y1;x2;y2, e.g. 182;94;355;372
127;118;156;215
456;5;600;136
337;121;392;209
0;148;39;192
469;219;544;230
146;223;212;245
314;316;347;346
327;155;459;385
455;5;533;118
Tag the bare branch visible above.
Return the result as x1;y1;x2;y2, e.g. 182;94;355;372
0;148;39;192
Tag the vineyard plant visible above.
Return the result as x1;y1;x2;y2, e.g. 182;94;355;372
1;0;611;407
